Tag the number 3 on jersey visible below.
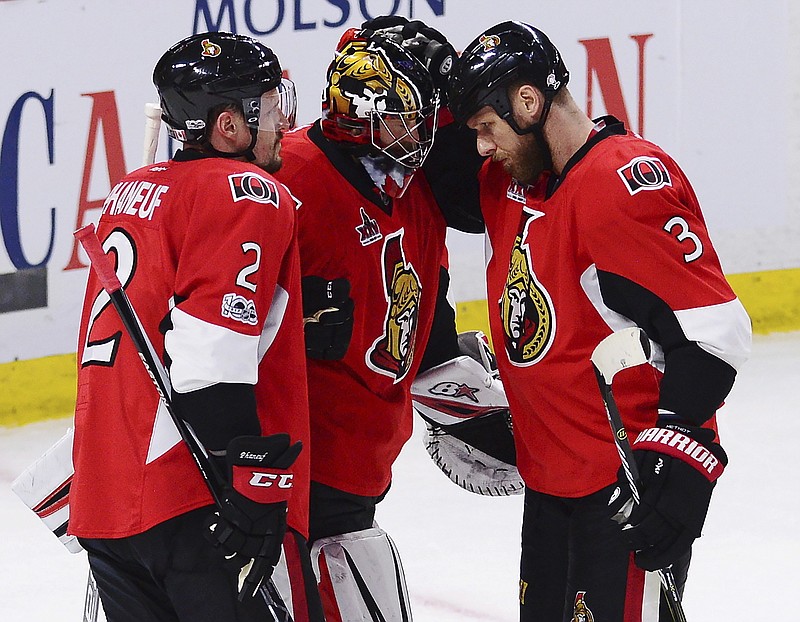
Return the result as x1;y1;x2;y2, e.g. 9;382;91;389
81;229;136;367
664;215;703;263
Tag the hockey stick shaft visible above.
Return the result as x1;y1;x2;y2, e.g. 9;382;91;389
74;224;223;504
591;328;687;622
142;103;162;166
82;570;100;622
74;224;292;621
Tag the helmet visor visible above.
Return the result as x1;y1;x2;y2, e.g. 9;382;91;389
243;78;297;134
370;94;440;170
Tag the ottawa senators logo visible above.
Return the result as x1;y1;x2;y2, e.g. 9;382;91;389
571;591;595;622
367;230;420;382
479;34;501;51
228;172;279;207
200;39;222;58
617;156;672;195
500;210;555;366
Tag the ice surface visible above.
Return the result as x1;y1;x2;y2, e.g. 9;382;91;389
2;332;797;620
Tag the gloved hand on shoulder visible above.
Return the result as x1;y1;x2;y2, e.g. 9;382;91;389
361;16;456;103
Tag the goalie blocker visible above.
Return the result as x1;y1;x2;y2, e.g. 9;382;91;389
411;331;523;496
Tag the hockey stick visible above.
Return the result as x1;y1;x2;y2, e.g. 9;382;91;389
590;327;688;622
142;103;162;166
81;104;161;622
74;224;292;622
82;570;100;622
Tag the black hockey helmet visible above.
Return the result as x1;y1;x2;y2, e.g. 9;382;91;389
153;32;288;143
448;21;569;133
321;27;440;170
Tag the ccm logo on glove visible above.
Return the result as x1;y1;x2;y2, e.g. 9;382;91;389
232;465;294;503
633;427;724;481
249;472;293;488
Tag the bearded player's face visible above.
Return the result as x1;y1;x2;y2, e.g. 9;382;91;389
467;106;548;186
251;90;292;174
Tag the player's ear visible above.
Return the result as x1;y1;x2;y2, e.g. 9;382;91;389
514;84;543;122
215;109;239;138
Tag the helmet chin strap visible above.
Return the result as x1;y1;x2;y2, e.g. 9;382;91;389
198;127;258;162
504;97;554;172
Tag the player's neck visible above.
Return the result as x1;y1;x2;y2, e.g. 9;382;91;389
545;104;595;175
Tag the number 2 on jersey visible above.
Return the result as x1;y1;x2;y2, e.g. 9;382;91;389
81;229;136;367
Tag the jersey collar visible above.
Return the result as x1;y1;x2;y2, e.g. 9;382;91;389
546;115;626;198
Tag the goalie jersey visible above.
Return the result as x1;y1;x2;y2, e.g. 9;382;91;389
69;152;311;539
275;122;448;497
479;117;751;498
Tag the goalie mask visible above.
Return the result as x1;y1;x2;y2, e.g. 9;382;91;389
321;29;440;196
153;32;297;159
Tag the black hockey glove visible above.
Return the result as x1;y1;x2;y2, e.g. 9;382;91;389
205;434;302;599
362;17;456;103
302;275;354;360
608;418;727;571
360;15;409;30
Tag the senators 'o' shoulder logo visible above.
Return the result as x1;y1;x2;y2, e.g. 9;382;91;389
228;172;279;207
617;156;672;195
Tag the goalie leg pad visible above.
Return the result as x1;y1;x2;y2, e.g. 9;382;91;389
11;427;82;553
311;526;412;622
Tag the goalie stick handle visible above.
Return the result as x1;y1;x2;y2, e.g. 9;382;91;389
74;223;292;621
590;328;688;622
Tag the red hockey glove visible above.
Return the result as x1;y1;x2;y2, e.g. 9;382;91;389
609;419;727;571
302;276;354;361
204;434;302;599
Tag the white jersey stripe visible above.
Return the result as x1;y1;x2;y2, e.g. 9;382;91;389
166;307;260;392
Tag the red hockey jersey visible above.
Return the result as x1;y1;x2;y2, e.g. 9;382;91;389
480;119;751;497
275;122;448;496
69;154;311;537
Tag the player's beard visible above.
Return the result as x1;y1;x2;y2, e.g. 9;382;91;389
257;132;284;174
500;131;549;186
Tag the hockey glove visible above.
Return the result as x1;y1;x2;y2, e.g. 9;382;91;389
204;434;302;599
608;419;727;571
302;275;354;360
362;18;456;103
360;15;409;30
